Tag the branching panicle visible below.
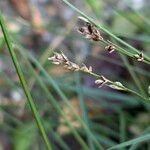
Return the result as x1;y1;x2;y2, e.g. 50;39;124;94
49;52;126;90
48;51;149;102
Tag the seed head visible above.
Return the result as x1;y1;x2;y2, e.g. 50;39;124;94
108;82;125;91
48;52;80;72
64;61;80;71
77;16;103;41
48;52;68;65
105;45;116;53
80;64;92;73
95;76;108;88
134;51;144;62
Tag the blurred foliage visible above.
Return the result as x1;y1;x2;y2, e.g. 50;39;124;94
0;0;150;149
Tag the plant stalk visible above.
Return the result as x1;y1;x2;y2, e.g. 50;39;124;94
0;12;52;150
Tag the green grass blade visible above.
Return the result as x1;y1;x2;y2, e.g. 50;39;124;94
108;134;150;150
92;123;119;139
50;81;141;106
61;0;150;63
119;111;126;145
15;46;103;149
83;0;100;18
89;54;150;78
75;72;95;150
0;12;52;150
123;0;150;26
119;55;146;94
16;47;89;150
119;54;150;109
30;54;103;150
129;127;150;150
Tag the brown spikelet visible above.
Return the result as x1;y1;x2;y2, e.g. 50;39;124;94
77;16;103;41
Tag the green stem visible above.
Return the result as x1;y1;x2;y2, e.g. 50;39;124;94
61;0;150;64
75;72;95;150
0;12;52;150
120;54;146;96
30;54;103;150
83;70;149;102
18;47;89;150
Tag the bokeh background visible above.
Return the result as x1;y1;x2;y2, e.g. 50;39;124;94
0;0;150;149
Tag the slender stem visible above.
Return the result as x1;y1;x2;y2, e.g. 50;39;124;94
30;54;103;150
120;54;146;96
0;12;52;150
82;70;149;102
61;0;150;64
17;46;89;150
75;72;95;150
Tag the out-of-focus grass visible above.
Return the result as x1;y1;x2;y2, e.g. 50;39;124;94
0;0;150;149
0;11;52;150
61;0;150;149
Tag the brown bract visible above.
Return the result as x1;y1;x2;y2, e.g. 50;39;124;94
77;22;103;41
134;51;144;62
95;76;108;88
48;52;92;72
105;45;116;53
48;52;80;71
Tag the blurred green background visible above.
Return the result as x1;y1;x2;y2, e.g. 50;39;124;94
0;0;150;149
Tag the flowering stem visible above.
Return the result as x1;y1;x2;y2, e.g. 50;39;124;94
81;69;149;102
62;0;150;65
48;51;149;103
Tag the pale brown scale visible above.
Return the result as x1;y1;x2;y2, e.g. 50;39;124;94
105;45;115;53
77;18;103;41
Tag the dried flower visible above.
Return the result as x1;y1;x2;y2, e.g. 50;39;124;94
80;64;92;73
105;45;116;53
49;52;128;93
134;51;144;62
48;52;80;71
95;76;108;88
48;52;68;65
78;16;89;23
77;16;103;41
64;61;80;71
108;82;125;91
